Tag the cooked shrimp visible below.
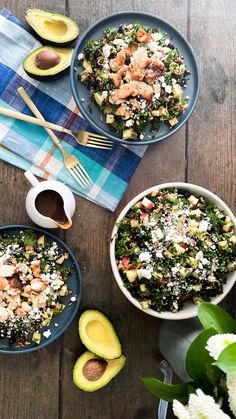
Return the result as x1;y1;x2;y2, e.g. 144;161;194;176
0;306;9;322
109;50;126;72
132;47;151;69
145;58;165;84
125;42;138;56
110;81;153;103
0;277;8;290
30;279;46;292
110;65;128;87
136;28;151;43
30;261;41;278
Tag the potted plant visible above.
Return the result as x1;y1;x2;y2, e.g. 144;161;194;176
142;303;236;418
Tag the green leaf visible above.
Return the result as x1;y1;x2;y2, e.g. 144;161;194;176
142;377;192;403
186;328;217;383
21;229;37;247
214;342;236;377
198;302;236;334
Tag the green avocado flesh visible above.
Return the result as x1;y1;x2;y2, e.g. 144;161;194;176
25;8;79;46
73;351;126;392
23;46;73;80
79;310;122;360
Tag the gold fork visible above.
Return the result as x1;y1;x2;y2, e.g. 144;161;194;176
0;107;113;150
17;87;92;189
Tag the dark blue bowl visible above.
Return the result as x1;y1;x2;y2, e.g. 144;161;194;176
0;225;82;354
70;11;200;146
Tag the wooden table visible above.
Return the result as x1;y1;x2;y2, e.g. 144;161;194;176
0;1;235;418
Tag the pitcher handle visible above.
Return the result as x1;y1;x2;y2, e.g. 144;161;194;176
24;170;39;187
157;360;173;419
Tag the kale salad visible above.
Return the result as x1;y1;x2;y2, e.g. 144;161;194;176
0;229;73;347
114;189;236;313
78;23;189;140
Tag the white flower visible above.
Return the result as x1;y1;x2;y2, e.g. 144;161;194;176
205;334;236;360
173;399;190;419
226;374;236;417
172;389;230;419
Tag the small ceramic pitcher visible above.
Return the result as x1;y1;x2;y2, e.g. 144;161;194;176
24;170;76;229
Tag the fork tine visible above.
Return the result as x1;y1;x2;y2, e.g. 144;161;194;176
88;137;113;146
73;165;91;186
69;168;87;189
85;143;113;150
77;163;92;183
87;132;111;140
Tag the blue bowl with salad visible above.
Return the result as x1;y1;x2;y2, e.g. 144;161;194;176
110;183;236;319
70;11;200;145
0;225;81;353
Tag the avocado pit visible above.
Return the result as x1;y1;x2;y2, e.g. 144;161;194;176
35;50;61;70
82;359;107;381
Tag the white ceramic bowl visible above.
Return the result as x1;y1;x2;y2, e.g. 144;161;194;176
110;183;236;320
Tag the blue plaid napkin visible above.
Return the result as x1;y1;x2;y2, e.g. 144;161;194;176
0;8;147;211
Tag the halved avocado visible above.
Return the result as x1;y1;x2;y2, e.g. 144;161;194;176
79;310;122;360
23;46;72;81
73;351;126;392
25;9;79;46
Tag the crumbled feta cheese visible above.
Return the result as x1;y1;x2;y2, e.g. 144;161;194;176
101;91;108;99
199;220;208;231
137;269;152;280
55;323;58;327
78;53;84;61
165;85;172;94
125;119;134;127
70;296;77;302
139;252;151;263
139;134;144;140
102;44;112;58
43;330;51;339
113;38;128;48
152;32;163;41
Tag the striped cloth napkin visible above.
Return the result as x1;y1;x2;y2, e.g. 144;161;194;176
0;8;146;211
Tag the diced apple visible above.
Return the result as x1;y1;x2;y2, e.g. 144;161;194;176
106;114;115;124
173;243;186;254
142;197;154;209
230;235;236;243
188;195;199;206
222;223;232;232
130;218;139;228
123;128;135;140
38;235;45;247
94;92;104;106
191;209;202;218
151;190;159;197
140;300;151;309
135;200;142;208
140;212;149;226
121;257;129;266
125;270;137;283
218;241;228;249
169;117;178;127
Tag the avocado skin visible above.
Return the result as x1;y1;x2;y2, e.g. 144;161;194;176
78;310;122;360
29;29;79;47
25;9;80;47
73;351;126;392
23;45;72;82
24;67;69;82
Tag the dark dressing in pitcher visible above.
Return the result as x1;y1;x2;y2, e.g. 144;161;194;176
35;190;68;224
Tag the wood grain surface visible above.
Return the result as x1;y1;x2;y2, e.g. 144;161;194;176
0;0;235;418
